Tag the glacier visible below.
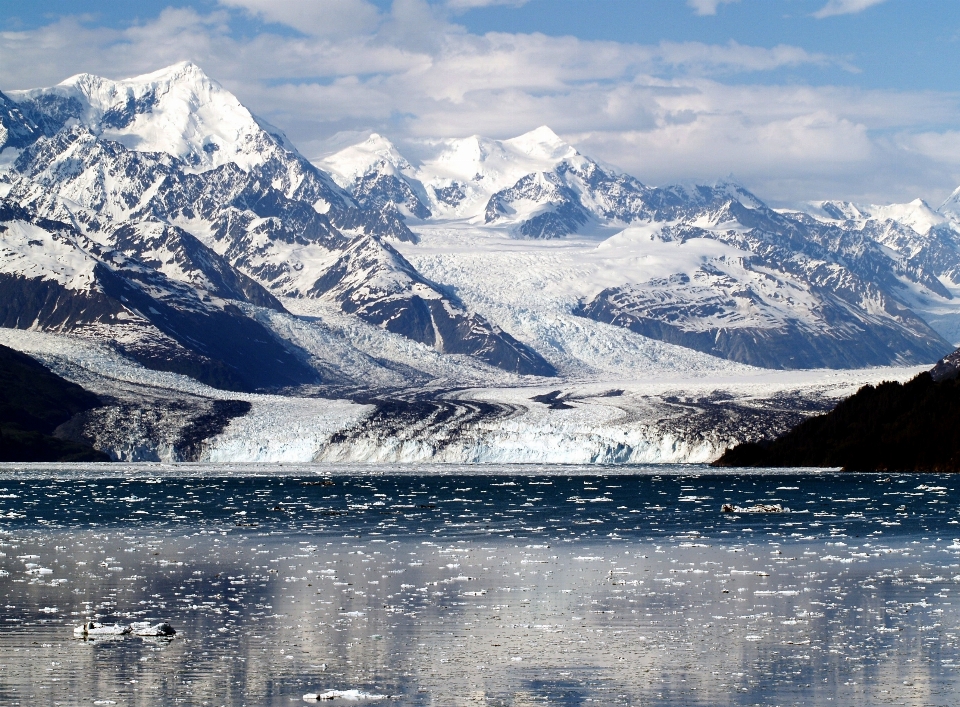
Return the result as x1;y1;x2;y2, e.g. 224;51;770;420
2;62;960;464
0;327;922;464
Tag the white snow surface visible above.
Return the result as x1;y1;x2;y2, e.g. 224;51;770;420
0;219;97;290
394;223;811;375
9;62;291;175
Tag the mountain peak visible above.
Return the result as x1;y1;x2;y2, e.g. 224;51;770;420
937;188;960;225
318;132;413;186
20;62;288;174
361;133;404;158
504;126;576;163
57;61;213;95
127;61;212;87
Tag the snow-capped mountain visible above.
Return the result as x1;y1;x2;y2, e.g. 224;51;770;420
0;65;555;381
4;60;960;402
320;125;657;237
0;198;317;391
322;127;955;368
10;61;294;174
8;62;416;242
798;195;960;343
321;133;432;220
8;62;960;462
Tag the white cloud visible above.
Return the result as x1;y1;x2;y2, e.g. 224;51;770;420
813;0;888;19
445;0;532;9
218;0;381;37
654;40;837;73
687;0;741;16
1;2;958;205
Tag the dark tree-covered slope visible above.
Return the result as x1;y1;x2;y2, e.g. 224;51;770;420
713;369;960;472
0;343;109;462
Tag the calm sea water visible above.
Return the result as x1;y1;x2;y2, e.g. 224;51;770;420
1;464;959;706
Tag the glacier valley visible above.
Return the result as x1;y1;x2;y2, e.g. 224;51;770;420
0;62;958;463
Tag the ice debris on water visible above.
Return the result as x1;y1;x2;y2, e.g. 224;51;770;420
722;503;785;513
74;622;131;637
131;621;176;636
74;621;175;638
303;689;387;701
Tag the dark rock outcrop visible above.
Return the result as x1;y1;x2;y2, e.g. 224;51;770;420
0;343;109;462
714;362;960;471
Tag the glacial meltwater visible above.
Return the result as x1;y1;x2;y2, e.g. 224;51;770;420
1;465;959;706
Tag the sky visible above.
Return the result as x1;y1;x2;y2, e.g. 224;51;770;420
2;0;959;206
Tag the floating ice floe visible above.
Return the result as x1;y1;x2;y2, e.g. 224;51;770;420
303;689;387;701
131;621;176;636
74;621;175;638
74;622;131;637
721;503;785;513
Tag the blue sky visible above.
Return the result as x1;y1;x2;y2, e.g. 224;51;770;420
2;0;958;204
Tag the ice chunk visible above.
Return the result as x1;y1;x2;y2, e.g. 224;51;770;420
130;621;176;636
74;621;131;637
721;503;785;513
303;690;387;701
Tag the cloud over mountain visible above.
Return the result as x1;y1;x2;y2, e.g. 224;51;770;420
0;0;955;206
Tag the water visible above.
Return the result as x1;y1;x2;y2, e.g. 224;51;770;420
1;464;959;706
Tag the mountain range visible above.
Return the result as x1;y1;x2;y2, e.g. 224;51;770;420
3;62;960;461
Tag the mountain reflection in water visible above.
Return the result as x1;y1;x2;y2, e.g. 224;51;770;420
0;465;958;706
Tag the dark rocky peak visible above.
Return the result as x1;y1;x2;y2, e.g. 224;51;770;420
643;181;766;221
931;347;960;382
352;163;432;220
10;92;84;140
108;221;287;312
0;90;41;151
484;171;591;239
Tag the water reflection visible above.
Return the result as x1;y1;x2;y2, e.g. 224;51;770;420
0;468;959;705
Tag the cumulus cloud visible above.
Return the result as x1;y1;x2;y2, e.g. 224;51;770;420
687;0;741;16
218;0;381;37
813;0;889;19
1;1;957;204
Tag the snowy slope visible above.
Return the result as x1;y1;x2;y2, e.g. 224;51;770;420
799;196;960;345
0;198;320;391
